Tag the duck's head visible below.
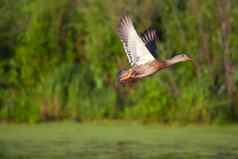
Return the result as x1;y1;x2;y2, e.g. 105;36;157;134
165;54;192;66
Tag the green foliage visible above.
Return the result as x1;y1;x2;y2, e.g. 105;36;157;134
123;77;173;122
0;0;237;123
40;63;116;120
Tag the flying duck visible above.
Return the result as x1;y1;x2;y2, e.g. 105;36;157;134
118;15;192;83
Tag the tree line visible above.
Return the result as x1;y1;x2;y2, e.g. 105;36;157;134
0;0;238;123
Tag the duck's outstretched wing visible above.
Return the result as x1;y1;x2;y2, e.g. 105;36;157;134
118;15;155;66
141;29;158;58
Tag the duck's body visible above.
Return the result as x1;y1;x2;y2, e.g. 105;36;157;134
119;60;164;82
117;15;192;83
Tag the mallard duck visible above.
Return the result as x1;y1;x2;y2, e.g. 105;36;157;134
118;15;192;83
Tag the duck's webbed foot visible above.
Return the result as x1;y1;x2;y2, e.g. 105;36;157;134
118;69;134;83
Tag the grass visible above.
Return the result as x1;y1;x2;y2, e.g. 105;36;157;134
0;121;238;159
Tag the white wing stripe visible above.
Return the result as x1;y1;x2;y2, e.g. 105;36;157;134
118;15;155;66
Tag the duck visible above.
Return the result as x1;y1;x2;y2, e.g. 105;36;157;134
117;15;192;83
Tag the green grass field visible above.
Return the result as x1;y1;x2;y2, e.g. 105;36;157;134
0;122;238;159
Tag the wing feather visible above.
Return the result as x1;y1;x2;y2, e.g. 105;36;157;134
141;29;158;58
118;15;155;66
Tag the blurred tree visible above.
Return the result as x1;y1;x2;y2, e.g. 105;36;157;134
0;0;237;123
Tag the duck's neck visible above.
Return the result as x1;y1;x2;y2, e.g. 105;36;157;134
164;58;184;67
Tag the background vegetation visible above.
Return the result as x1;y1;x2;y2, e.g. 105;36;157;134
0;0;238;124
